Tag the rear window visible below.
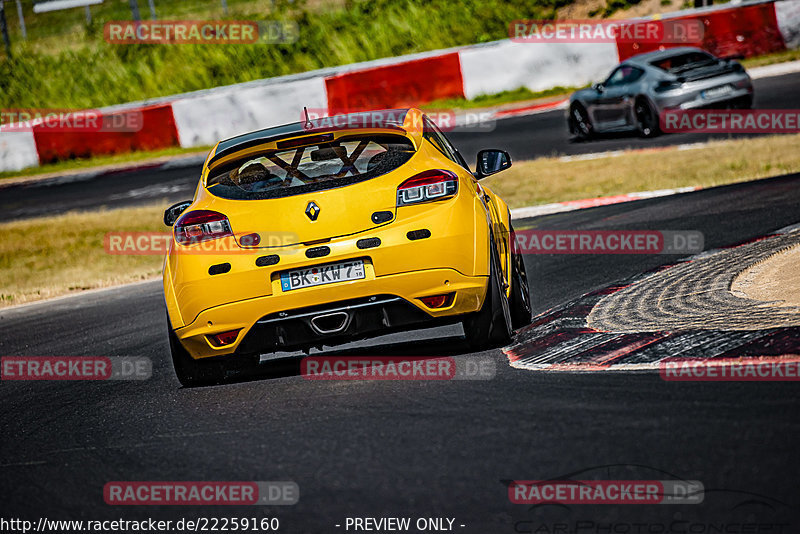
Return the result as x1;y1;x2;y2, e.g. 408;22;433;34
650;51;716;73
206;134;415;200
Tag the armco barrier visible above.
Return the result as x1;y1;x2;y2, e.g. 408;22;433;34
617;1;787;61
324;53;464;112
1;0;799;173
32;104;179;164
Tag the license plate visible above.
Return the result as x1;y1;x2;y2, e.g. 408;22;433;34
702;85;733;99
280;259;365;291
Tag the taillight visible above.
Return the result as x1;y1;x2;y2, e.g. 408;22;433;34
207;329;241;347
397;170;458;206
655;80;683;92
174;210;233;245
419;293;455;309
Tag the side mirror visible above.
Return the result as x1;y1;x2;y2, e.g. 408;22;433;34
592;82;605;93
164;200;192;226
475;149;511;179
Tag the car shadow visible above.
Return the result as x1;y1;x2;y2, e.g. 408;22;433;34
569;130;651;143
215;334;476;386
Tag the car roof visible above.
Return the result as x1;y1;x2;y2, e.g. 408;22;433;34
623;46;710;67
210;108;416;166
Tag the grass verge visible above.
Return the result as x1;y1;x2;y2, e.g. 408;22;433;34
485;133;800;208
0;0;569;109
742;49;800;69
421;86;579;111
2;133;799;308
0;204;168;308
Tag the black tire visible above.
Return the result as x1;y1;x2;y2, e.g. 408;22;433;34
634;97;660;138
168;321;256;387
569;103;593;141
463;241;513;351
509;229;532;329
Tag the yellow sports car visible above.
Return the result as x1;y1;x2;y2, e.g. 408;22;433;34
162;108;531;386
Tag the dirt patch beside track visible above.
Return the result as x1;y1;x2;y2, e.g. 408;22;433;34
732;243;800;308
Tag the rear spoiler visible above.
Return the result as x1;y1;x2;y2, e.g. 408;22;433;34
208;109;425;167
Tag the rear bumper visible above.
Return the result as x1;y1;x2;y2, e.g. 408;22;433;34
174;267;488;359
672;89;753;110
235;294;459;355
654;74;754;111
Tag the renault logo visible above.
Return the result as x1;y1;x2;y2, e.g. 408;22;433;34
305;201;320;221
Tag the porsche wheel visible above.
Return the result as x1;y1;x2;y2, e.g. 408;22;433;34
464;243;513;350
635;97;660;138
569;103;593;141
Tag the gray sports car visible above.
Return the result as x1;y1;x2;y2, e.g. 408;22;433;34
568;47;754;140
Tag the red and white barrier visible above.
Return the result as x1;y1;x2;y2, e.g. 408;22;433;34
325;53;464;112
171;76;328;148
459;41;618;100
1;0;799;173
616;1;788;61
32;104;179;164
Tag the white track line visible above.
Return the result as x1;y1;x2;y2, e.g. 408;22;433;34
748;59;800;80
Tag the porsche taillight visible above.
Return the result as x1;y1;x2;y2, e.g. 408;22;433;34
396;170;458;207
174;210;233;245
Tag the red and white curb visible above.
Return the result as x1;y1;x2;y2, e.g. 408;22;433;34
491;98;569;120
748;59;800;80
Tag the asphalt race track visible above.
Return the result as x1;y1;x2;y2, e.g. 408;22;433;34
2;72;800;222
2;172;799;530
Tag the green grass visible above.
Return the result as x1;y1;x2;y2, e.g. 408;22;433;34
0;0;573;110
421;85;580;111
742;48;800;69
0;204;169;307
1;0;795;112
486;133;800;208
